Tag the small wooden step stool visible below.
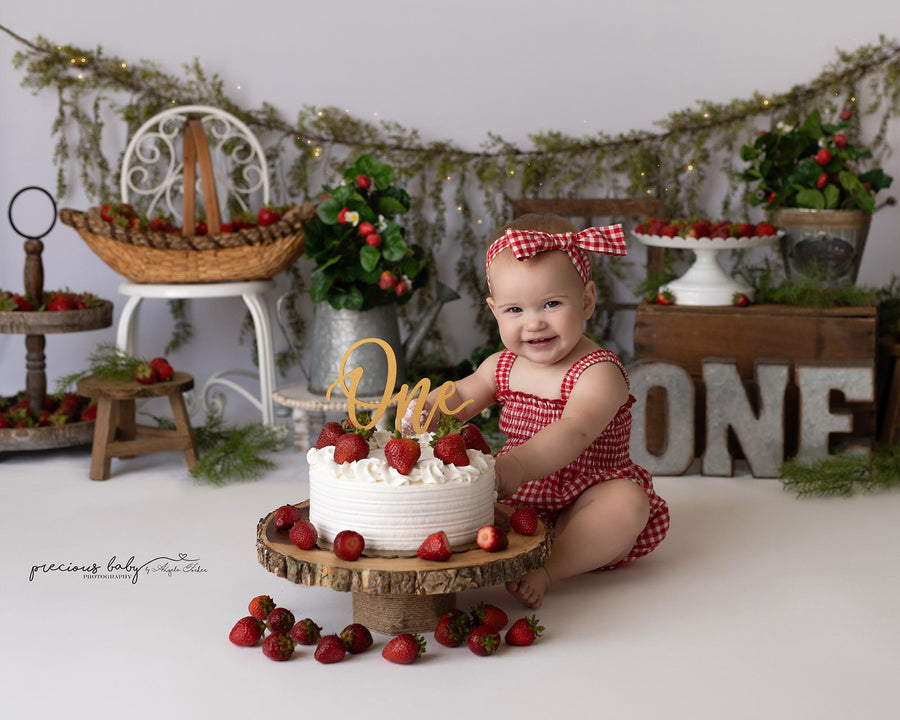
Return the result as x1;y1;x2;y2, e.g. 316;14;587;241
76;372;198;480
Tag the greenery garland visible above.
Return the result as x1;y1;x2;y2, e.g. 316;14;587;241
5;25;900;365
780;446;900;497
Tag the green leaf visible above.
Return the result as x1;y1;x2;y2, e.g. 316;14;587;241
309;269;336;303
382;231;408;263
340;286;365;311
316;197;342;224
739;145;759;161
823;183;840;209
794;187;825;209
859;168;893;192
360;244;381;272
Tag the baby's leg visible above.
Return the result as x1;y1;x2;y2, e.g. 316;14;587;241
507;478;650;609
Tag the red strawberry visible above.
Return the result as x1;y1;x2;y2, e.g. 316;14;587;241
11;295;32;311
133;363;158;385
265;607;296;635
229;616;265;647
754;222;776;237
314;634;347;664
839;109;853;121
510;505;539;535
434;611;471;648
384;435;421;475
378;271;398;290
394;280;409;297
471;602;508;631
382;633;426;664
149;357;174;381
248;594;276;621
734;223;755;238
257;207;280;226
733;292;750;307
505;615;544;646
0;415;10;430
356;174;372;190
357;221;375;236
100;203;116;222
365;234;382;247
340;623;374;654
333;433;370;463
274;504;302;531
315;421;345;449
431;416;470;466
289;519;318;550
79;404;97;421
655;290;674;306
816;172;829;189
290;618;322;645
262;633;295;661
47;296;75;311
467;624;501;656
476;525;509;553
416;531;452;561
460;424;491;454
333;530;365;561
814;148;831;165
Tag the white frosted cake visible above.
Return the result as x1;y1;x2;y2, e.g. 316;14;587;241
307;429;497;556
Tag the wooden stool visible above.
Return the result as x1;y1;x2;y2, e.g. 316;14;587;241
76;372;198;481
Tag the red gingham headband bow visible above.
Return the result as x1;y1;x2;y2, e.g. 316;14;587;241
486;225;627;288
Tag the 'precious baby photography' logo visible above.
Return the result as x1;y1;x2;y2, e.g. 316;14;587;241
28;553;207;584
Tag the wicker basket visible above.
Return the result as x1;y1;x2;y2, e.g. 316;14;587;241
59;203;313;283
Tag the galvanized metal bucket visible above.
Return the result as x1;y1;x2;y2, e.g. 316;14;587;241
774;208;871;287
308;302;404;395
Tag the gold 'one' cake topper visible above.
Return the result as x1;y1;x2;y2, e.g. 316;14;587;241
326;338;471;432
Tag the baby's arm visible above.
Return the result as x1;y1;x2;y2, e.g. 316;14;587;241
401;352;500;432
494;361;629;497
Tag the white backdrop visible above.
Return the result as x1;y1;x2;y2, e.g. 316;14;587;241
2;1;899;410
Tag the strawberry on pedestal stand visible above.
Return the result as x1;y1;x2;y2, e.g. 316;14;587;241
0;186;113;451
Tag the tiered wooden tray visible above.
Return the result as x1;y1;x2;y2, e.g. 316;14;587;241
257;501;550;634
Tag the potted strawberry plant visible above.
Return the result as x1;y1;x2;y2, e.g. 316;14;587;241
301;155;435;394
739;107;894;286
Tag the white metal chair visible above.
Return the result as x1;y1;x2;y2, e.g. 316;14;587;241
115;105;277;426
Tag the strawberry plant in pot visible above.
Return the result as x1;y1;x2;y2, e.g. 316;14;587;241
739;107;894;285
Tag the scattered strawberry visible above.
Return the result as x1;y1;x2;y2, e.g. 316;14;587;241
315;421;346;449
133;362;158;385
733;292;751;307
149;357;174;381
510;505;539;535
47;295;75;311
333;530;365;561
755;222;777;236
384;434;421;475
476;525;509;553
333;432;370;464
505;615;544;646
229;616;265;647
11;295;32;311
274;504;303;531
655;290;674;306
289;519;318;550
460;423;491;454
431;415;470;467
467;624;501;656
416;531;453;562
340;623;374;654
248;595;276;621
471;602;508;631
266;607;296;635
434;611;471;648
258;207;280;226
262;633;295;661
290;618;322;646
79;404;98;421
382;633;426;664
314;634;347;664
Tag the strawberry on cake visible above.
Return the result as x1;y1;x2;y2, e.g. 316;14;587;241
306;419;497;557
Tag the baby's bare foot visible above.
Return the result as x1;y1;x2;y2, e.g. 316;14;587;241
505;567;551;609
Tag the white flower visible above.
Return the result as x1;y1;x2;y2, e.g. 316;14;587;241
776;122;794;133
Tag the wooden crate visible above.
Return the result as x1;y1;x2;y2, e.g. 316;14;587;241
632;303;879;457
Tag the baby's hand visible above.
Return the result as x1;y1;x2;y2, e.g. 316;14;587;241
400;404;427;434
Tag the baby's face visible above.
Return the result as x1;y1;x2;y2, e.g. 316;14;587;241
486;249;595;367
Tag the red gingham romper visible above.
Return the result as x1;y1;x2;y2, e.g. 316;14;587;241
495;348;670;565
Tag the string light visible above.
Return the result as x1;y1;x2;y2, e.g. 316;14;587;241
686;163;695;172
446;175;452;181
312;147;322;158
507;168;515;177
236;84;242;91
703;112;710;119
76;73;85;81
760;97;771;108
317;110;325;118
456;204;464;212
119;62;127;71
850;96;857;104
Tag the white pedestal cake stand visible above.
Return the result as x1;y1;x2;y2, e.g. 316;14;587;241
633;232;780;306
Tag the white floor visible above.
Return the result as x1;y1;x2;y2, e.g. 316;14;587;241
2;437;898;720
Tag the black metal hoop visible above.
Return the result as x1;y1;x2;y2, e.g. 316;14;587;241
7;185;58;240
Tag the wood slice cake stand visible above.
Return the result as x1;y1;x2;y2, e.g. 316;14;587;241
257;501;550;635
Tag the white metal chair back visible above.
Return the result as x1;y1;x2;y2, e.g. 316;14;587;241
120;105;269;221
